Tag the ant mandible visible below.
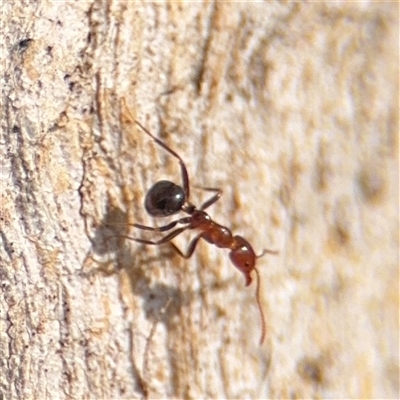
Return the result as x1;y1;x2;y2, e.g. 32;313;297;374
113;106;277;344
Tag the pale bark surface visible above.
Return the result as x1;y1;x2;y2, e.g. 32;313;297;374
0;2;398;399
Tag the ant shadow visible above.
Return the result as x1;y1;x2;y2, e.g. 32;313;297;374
83;201;198;397
89;202;189;331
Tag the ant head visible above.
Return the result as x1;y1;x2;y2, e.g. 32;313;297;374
145;180;185;217
229;236;257;286
230;236;268;344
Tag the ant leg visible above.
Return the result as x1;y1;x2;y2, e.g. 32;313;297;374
106;217;192;232
134;119;191;200
120;99;191;199
195;187;223;210
106;226;188;247
133;218;191;232
169;234;203;259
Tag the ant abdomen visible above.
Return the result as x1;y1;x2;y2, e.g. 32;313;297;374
145;180;185;217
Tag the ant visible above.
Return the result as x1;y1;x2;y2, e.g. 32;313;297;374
110;108;277;344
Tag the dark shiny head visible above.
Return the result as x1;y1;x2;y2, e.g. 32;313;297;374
145;180;185;217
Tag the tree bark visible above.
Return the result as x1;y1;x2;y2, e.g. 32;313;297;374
1;1;398;399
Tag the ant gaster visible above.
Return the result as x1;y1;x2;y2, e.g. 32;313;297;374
113;108;277;344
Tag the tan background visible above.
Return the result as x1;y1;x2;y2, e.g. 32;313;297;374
0;1;398;399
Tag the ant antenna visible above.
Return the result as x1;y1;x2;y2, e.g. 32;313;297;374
257;248;279;258
254;249;277;344
254;268;266;345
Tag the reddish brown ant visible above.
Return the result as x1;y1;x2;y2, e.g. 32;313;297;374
111;109;277;344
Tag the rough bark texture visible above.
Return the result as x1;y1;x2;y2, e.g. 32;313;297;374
1;1;398;399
